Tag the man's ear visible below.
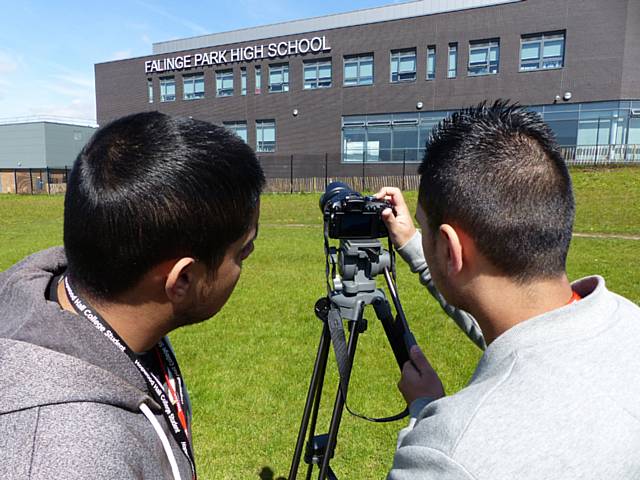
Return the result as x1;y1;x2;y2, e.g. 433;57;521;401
165;257;197;303
439;224;464;276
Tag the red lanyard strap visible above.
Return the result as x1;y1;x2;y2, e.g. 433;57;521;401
63;275;197;479
155;346;188;433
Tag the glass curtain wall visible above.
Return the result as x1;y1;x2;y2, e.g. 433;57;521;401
537;101;640;161
342;100;640;163
342;112;451;163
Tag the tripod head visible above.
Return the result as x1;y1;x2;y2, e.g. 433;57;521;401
333;239;390;295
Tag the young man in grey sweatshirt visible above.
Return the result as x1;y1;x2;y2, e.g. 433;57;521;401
377;101;640;479
0;112;264;479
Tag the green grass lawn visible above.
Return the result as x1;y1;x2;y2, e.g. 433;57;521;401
0;167;638;479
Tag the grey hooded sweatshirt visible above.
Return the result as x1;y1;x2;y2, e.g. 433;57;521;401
0;248;193;480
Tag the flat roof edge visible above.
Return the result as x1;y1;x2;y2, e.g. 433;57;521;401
152;0;522;55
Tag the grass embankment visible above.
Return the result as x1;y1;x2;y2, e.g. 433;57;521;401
0;167;638;479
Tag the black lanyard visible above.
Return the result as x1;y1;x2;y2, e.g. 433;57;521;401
63;275;196;479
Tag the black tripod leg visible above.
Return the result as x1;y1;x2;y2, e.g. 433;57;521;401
304;330;331;480
318;319;362;480
373;297;410;370
326;466;339;480
289;322;332;480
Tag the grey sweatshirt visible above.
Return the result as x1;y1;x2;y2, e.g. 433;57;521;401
0;248;193;480
389;234;640;479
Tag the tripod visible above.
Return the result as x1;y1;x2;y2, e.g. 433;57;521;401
288;239;415;480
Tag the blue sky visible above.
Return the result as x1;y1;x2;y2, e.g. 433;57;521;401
0;0;402;124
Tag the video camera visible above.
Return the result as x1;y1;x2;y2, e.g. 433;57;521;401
319;182;392;239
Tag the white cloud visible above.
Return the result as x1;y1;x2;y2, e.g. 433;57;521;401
0;50;24;103
235;0;301;22
0;50;21;74
17;67;98;122
108;50;133;61
46;83;89;98
135;1;209;35
28;96;96;123
52;73;95;89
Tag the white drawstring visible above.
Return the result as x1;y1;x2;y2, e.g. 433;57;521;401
139;402;183;480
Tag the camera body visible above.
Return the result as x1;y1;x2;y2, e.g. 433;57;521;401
320;182;391;239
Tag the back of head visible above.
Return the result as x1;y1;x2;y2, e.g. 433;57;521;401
64;111;265;300
418;100;575;282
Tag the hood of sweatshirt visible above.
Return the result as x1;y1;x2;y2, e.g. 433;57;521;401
0;247;157;414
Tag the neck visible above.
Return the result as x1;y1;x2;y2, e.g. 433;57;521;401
464;273;574;345
57;279;173;353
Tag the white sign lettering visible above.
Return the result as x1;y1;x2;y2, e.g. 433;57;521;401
145;36;331;74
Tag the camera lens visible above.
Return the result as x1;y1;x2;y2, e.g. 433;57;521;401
319;181;353;212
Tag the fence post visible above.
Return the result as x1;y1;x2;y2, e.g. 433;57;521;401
402;150;406;190
290;154;294;194
64;165;68;183
361;151;366;192
13;169;17;195
324;152;328;189
608;144;613;164
29;169;33;195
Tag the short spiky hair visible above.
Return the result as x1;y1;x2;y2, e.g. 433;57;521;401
64;112;265;299
418;100;575;282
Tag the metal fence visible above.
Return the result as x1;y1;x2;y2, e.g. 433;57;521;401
0;167;69;194
257;152;422;193
1;144;638;195
560;144;640;165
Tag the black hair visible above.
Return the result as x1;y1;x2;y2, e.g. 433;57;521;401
418;100;575;282
64;111;265;299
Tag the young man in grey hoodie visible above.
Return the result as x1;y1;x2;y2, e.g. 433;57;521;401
0;112;264;479
378;102;640;479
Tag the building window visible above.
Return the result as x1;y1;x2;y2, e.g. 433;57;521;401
256;120;276;152
255;65;262;94
147;78;153;103
390;49;417;82
160;76;176;102
183;73;205;100
520;32;565;71
223;121;248;143
468;39;500;76
269;64;289;93
448;43;458;78
241;68;247;95
344;54;373;86
342;112;451;163
304;59;332;89
427;46;436;80
216;70;234;97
